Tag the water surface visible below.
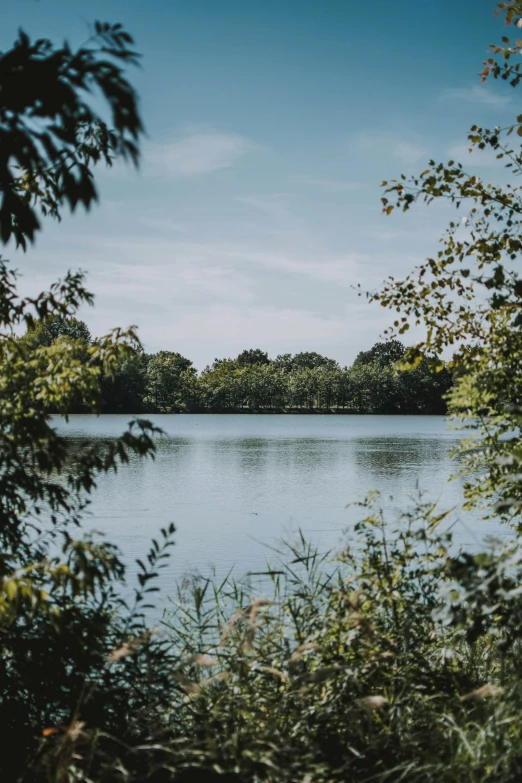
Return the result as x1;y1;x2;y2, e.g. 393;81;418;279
53;414;500;589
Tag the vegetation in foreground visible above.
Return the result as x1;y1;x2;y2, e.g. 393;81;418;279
3;2;522;781
23;319;453;414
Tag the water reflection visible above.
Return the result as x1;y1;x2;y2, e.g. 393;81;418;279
52;415;480;586
351;437;455;477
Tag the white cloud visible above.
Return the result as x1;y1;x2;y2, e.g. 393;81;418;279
238;194;292;221
440;85;511;107
145;132;253;177
358;133;426;165
61;234;363;288
293;177;364;192
151;304;347;343
392;141;426;164
230;248;361;285
447;143;499;167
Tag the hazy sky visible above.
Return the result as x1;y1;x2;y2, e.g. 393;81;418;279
2;0;512;368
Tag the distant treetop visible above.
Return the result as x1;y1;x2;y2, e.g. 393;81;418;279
25;315;92;347
291;351;339;370
353;341;406;369
236;348;270;367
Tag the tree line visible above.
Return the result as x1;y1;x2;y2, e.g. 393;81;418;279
24;317;453;414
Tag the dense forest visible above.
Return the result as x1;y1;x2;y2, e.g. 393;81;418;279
25;316;453;414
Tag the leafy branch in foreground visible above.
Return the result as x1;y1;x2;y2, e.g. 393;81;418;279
358;1;522;527
0;22;143;248
0;261;161;552
0;13;185;783
0;266;182;782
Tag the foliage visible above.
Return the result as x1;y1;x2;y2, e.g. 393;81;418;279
143;351;197;413
24;315;92;348
290;351;339;371
0;263;183;782
100;347;149;413
236;348;270;367
363;0;522;524
0;23;143;249
0;19;182;783
177;342;450;414
159;497;522;783
24;332;451;414
353;339;407;369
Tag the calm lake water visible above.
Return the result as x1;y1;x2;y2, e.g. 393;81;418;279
52;414;504;591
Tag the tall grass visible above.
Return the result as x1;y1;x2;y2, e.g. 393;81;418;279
24;493;522;782
138;494;522;783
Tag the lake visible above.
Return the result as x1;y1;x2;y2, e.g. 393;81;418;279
52;414;504;593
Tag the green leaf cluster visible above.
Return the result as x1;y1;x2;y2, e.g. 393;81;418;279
0;23;143;248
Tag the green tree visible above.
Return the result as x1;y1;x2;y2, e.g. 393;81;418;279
177;366;205;411
0;19;180;782
335;367;352;411
348;362;397;413
273;352;294;372
369;0;522;515
0;266;177;782
200;359;242;411
144;350;195;412
353;340;406;369
243;363;289;410
236;348;270;367
395;359;453;414
287;367;321;410
24;315;92;348
316;367;341;410
263;363;289;410
351;341;451;414
100;348;148;413
291;351;339;370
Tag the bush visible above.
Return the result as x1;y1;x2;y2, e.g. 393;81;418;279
158;497;522;783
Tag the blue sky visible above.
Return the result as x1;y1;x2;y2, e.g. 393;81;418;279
2;0;514;368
